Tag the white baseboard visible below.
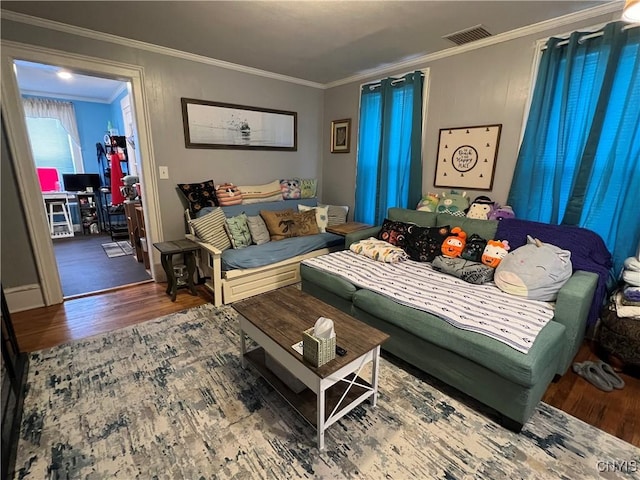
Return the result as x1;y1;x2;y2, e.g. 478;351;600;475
4;283;46;313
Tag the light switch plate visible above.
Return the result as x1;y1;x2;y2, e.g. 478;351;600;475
159;166;169;179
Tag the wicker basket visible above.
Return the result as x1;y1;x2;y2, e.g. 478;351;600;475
302;327;336;367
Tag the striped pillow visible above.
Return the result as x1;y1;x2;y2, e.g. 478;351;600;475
188;207;231;251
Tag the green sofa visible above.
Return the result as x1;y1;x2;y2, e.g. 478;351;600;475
300;208;598;430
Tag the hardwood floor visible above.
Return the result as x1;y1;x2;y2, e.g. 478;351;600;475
11;282;639;447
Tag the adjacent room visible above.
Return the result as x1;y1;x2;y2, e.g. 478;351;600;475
1;2;639;479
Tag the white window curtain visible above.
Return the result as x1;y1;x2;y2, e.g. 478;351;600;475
22;97;81;146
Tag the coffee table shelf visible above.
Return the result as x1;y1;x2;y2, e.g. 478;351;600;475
244;347;372;427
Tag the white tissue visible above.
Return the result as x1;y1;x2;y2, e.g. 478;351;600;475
313;316;335;339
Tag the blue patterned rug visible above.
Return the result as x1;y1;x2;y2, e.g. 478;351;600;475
13;304;640;479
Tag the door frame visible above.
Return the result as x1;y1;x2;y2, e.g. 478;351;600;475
1;40;163;305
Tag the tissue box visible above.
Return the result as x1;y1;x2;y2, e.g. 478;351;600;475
302;327;336;367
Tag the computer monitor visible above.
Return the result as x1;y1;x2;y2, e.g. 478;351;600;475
61;173;102;192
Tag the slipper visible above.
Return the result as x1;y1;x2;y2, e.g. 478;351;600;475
595;360;625;389
572;361;613;392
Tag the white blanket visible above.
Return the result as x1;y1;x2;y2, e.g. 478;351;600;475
303;251;556;353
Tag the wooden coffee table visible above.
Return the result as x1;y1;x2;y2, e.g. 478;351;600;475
233;286;389;450
325;222;373;236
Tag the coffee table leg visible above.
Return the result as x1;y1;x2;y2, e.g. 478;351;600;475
317;383;326;450
371;345;381;407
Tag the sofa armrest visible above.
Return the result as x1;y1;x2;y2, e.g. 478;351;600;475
185;233;223;306
553;270;598;374
345;227;381;249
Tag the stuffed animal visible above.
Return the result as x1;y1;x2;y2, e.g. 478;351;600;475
441;227;467;258
488;205;515;221
481;240;510;268
494;236;572;301
416;192;439;212
466;196;495;220
461;233;488;262
436;190;470;217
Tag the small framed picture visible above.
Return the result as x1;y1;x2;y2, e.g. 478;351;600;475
330;118;351;153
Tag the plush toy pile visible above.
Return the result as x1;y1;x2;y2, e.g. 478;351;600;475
417;191;516;221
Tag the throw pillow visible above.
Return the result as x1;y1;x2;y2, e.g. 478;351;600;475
404;225;450;262
299;178;318;198
350;237;408;263
246;215;271;245
237;180;283;204
216;183;243;206
431;256;495;285
323;204;349;225
280;179;302;199
260;209;296;241
494;235;572;301
460;233;488;262
298;204;329;232
292;209;320;237
188;207;231;251
177;180;218;215
224;213;252;249
378;219;412;249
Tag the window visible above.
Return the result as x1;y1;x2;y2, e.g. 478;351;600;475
25;117;83;174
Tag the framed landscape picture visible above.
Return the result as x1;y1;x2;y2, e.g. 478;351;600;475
181;98;297;151
434;124;502;190
330;118;351;153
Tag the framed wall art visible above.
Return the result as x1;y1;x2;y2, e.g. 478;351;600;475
330;118;351;153
434;124;502;190
181;98;297;151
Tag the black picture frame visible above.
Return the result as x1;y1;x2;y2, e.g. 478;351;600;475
181;98;297;151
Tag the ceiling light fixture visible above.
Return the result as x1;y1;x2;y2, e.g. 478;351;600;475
57;71;73;80
622;0;640;22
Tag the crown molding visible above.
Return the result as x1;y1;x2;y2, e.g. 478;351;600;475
2;2;622;91
324;2;622;89
108;82;129;104
0;9;325;90
20;89;113;103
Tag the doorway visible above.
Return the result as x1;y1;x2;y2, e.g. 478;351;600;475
1;41;164;307
15;60;152;298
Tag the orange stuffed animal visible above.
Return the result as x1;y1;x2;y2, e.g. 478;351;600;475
441;227;467;258
481;240;511;268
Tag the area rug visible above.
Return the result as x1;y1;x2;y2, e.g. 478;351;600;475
13;305;640;479
101;240;133;258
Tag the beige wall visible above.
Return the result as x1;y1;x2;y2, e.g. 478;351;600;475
321;11;619;214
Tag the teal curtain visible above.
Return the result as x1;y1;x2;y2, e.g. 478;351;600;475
354;71;424;225
508;22;640;274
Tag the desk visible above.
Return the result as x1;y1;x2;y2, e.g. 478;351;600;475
42;191;100;236
42;192;75;238
153;239;199;301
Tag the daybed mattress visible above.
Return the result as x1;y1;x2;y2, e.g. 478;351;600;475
221;233;343;270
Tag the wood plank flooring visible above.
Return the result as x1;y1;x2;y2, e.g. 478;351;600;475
11;282;639;447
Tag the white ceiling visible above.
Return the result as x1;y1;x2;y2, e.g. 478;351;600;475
3;1;618;92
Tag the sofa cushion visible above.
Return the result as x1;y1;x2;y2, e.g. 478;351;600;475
246;215;270;245
299;178;318;198
388;208;437;226
298;204;329;232
237;180;283;204
224;213;252;249
177;179;219;215
221;233;344;270
436;214;498;241
404;225;451;262
280;179;302;199
351;288;565;387
378;219;412;248
300;264;357;300
260;209;296;240
188;207;231;251
292;209;320;236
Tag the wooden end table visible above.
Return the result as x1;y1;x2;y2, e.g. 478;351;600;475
153;239;199;301
325;222;373;236
233;286;389;450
